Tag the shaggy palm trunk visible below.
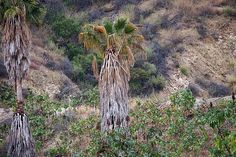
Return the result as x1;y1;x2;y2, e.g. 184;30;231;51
2;11;37;157
99;47;130;132
7;79;37;157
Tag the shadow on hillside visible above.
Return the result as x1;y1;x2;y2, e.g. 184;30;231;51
0;58;8;79
195;78;231;97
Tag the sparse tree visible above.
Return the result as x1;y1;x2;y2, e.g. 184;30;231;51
0;0;45;156
80;17;144;132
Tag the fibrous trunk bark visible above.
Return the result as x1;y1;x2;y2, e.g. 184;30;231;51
7;79;37;157
2;9;37;157
7;113;37;157
99;48;130;132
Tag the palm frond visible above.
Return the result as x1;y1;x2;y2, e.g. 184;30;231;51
114;17;128;34
80;17;145;72
79;24;106;54
25;2;46;25
0;0;45;25
4;6;21;19
125;46;135;66
103;19;113;35
124;22;137;34
92;56;99;80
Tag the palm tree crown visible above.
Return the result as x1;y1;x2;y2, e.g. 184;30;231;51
0;0;45;25
79;17;144;69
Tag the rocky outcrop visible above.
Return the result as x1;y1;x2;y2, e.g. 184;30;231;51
0;108;13;125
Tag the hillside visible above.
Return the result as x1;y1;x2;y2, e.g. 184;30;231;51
1;0;235;98
0;0;236;156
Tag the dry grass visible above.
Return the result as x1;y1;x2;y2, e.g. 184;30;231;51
75;105;99;119
139;0;158;12
226;74;236;92
159;28;184;47
173;0;206;16
172;0;225;17
144;10;165;25
118;4;136;20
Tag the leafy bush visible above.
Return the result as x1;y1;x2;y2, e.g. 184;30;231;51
130;62;165;95
0;82;15;108
1;84;235;156
71;87;100;107
204;101;236;156
48;13;99;88
65;42;84;60
72;54;98;85
47;146;67;157
51;15;81;40
170;89;195;110
80;91;235;157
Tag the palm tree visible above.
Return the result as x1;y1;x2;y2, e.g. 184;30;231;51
0;0;45;156
79;17;144;132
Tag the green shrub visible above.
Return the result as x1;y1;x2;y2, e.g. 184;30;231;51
27;90;235;156
130;62;165;95
148;75;166;90
47;146;67;157
180;66;189;76
51;15;81;39
223;7;236;17
170;89;195;110
1;83;236;156
72;54;94;81
204;101;236;156
0;82;15;108
72;86;99;107
65;42;84;60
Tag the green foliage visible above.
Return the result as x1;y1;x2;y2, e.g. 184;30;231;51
223;7;236;17
80;17;143;60
180;66;189;76
103;19;113;34
203;101;236;156
48;13;97;88
80;87;99;106
170;89;195;110
72;53;102;85
65;42;84;60
69;115;97;136
71;87;100;107
148;75;166;90
80;91;235;157
0;0;46;25
0;124;10;148
51;15;81;39
0;82;235;156
114;17;128;34
130;62;165;95
0;82;15;108
47;146;67;157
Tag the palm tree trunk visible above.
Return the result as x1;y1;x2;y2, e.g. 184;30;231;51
2;12;37;157
7;78;37;157
99;48;130;132
16;79;24;114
